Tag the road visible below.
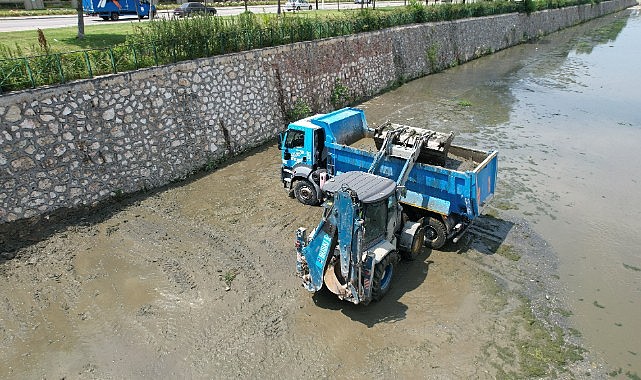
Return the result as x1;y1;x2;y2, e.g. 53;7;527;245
0;1;407;33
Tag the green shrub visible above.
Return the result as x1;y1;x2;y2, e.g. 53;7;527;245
0;0;604;93
287;99;312;122
330;78;350;108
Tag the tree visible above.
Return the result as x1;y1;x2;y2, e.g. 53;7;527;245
76;0;85;39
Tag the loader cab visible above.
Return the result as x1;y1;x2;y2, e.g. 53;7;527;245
362;199;390;247
322;171;398;249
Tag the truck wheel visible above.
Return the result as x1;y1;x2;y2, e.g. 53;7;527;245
424;217;447;250
110;12;119;21
401;225;425;260
371;253;397;301
293;180;319;206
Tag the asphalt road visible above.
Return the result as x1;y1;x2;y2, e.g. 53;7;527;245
0;1;407;33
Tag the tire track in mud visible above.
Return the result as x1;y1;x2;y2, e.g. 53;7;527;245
0;226;98;377
112;192;311;377
0;142;605;378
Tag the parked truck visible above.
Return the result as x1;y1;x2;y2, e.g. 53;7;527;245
83;0;156;20
279;107;498;249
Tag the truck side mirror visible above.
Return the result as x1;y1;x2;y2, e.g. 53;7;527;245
278;132;284;150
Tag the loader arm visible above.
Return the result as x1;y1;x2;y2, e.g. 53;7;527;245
369;126;431;188
298;215;337;292
296;186;364;295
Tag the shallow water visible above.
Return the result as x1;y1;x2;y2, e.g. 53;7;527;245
359;7;641;374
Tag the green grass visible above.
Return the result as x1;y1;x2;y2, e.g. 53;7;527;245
0;23;137;56
222;269;238;286
477;272;585;378
0;7;386;55
496;244;521;261
0;8;76;17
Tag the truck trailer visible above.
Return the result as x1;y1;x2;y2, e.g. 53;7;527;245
83;0;156;20
279;107;498;249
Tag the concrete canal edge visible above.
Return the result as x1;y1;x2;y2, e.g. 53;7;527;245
0;0;636;227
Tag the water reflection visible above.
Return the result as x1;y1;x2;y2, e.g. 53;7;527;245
360;7;641;375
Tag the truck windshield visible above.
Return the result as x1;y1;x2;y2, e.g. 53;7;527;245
285;130;305;149
363;201;387;247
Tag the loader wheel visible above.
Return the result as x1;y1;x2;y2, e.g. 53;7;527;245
371;252;397;301
424;217;447;250
293;180;319;206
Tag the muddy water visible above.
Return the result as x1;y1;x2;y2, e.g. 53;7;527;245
359;7;641;374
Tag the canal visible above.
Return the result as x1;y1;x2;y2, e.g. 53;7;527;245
359;6;641;374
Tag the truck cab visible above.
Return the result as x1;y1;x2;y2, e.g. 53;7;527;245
279;108;368;205
279;121;326;204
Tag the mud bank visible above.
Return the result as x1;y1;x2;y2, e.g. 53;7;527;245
0;145;609;378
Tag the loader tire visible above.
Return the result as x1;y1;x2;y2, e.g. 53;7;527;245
293;180;319;206
371;252;397;301
424;217;446;250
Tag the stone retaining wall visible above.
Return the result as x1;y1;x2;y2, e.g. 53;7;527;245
0;0;634;224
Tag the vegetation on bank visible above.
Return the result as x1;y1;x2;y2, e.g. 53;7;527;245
0;0;606;93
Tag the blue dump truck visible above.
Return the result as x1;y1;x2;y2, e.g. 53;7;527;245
280;107;498;250
83;0;156;20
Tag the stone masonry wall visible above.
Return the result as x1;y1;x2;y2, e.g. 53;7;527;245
0;0;634;224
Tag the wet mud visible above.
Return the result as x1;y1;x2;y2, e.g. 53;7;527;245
0;144;607;378
3;7;640;379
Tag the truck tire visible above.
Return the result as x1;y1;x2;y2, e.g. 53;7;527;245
296;6;301;10
371;253;397;301
293;180;319;206
110;12;119;21
308;5;312;9
424;217;447;250
400;224;425;261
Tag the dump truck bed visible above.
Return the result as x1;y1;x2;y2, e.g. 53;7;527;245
309;107;369;146
327;142;498;219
